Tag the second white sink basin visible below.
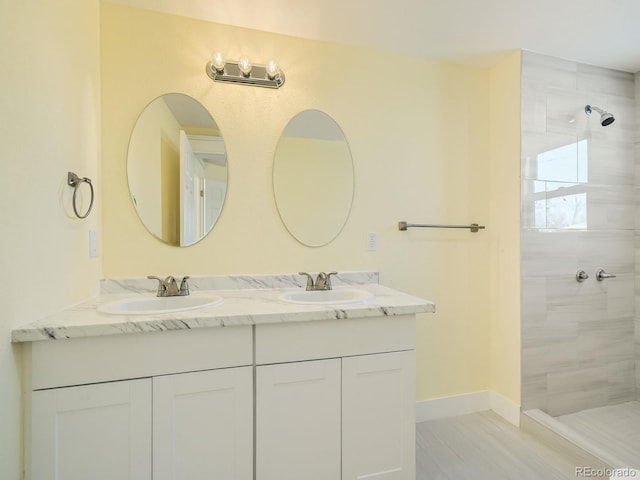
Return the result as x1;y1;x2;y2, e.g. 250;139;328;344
280;288;373;305
99;294;224;315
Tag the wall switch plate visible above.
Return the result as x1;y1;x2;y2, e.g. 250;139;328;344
367;232;377;251
89;230;99;258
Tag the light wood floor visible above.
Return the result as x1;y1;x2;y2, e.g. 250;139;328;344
416;411;583;479
555;401;640;469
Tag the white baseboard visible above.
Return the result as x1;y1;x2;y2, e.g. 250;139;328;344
416;390;520;427
415;391;490;423
489;391;521;427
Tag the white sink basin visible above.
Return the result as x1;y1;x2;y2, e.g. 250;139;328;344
280;288;373;305
99;294;223;315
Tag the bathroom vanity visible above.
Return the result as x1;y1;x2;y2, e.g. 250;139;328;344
13;273;435;480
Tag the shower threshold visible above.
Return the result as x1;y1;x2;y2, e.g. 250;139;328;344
522;402;640;472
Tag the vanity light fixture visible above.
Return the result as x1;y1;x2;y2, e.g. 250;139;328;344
206;52;285;89
237;55;252;77
211;52;225;72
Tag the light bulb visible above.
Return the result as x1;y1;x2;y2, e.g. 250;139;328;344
266;60;280;80
238;56;252;76
212;52;225;72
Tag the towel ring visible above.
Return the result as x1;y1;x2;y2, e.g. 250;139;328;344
67;171;94;219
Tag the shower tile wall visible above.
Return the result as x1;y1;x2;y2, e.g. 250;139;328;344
636;72;640;399
521;51;636;416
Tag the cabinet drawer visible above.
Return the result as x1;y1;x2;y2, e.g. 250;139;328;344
29;326;252;390
255;315;415;365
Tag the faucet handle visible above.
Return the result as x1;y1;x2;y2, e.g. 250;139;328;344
147;275;165;297
299;272;315;291
595;269;616;281
179;276;191;296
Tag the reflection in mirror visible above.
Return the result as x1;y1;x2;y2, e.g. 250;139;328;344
127;93;227;246
273;110;354;247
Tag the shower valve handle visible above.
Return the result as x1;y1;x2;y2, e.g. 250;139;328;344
595;269;616;281
576;270;589;283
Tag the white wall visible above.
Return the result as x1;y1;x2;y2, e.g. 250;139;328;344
0;1;102;478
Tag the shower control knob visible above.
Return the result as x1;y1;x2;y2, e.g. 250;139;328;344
595;269;616;281
576;270;589;283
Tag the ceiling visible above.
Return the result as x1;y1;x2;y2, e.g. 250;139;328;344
108;0;640;73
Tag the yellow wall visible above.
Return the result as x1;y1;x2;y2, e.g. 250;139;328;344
0;3;524;477
489;51;522;404
101;3;496;400
0;1;102;478
273;137;353;246
128;96;179;238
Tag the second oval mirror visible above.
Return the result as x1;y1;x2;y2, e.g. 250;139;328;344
127;93;228;247
273;110;354;247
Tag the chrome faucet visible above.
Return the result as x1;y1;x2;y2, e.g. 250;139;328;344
147;275;190;297
299;271;338;291
315;271;337;290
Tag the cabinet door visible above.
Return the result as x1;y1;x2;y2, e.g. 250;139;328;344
256;359;341;480
342;351;416;480
31;378;152;480
153;367;253;480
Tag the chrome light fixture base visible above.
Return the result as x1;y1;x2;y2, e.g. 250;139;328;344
206;60;285;89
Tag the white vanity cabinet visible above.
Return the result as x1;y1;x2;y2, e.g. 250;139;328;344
255;315;417;480
26;327;254;480
22;298;426;480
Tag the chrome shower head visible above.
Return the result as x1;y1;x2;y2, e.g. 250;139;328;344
585;105;615;126
600;111;615;126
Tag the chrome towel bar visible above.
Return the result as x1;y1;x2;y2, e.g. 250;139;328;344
398;221;485;233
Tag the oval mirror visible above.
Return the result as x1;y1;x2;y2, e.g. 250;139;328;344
127;93;228;247
273;110;354;247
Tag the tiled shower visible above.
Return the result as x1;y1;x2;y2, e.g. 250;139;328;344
520;51;637;416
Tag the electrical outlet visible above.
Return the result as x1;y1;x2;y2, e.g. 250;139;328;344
367;232;377;251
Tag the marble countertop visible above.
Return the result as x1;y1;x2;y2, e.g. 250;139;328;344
11;272;435;343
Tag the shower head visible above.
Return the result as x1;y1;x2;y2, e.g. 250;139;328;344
585;105;615;126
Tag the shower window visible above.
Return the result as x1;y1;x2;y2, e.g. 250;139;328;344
523;139;588;229
532;182;586;229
